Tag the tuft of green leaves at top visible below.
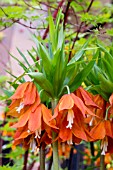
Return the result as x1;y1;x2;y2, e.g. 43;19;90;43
28;11;97;100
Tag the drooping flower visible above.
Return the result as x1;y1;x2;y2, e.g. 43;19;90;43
8;81;58;149
11;103;58;149
89;93;113;155
85;94;106;126
90;119;113;155
52;93;98;144
7;82;40;118
75;86;99;108
11;82;38;105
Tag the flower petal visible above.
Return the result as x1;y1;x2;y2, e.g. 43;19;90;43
42;104;58;129
72;117;88;141
24;82;37;105
105;120;113;138
107;137;113;153
7;107;19;117
11;109;30;128
73;135;82;144
76;87;99;107
9;99;21;110
59;94;74;111
59;116;72;142
11;82;29;99
71;93;86;117
50;104;59;120
90;121;106;140
28;105;41;131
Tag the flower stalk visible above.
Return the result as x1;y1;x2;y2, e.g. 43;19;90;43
40;144;45;170
100;155;105;170
51;99;59;170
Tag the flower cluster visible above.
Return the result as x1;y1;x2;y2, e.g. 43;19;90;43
8;82;113;156
8;82;57;151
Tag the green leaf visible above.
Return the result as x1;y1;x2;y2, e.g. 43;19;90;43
69;51;98;92
6;70;25;83
17;48;33;70
48;41;53;59
0;122;14;132
2;89;14;97
57;24;64;50
89;85;110;101
33;35;52;80
49;12;56;51
52;45;67;97
68;37;91;67
56;9;63;31
10;53;28;71
0;76;7;83
97;43;113;65
71;1;84;12
80;13;110;26
27;50;41;71
11;72;26;86
106;28;113;36
102;58;113;82
52;48;60;67
85;63;100;85
98;73;113;93
64;62;78;86
27;72;54;98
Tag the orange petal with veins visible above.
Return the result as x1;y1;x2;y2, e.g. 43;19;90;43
90;121;105;140
59;94;74;111
24;82;37;105
28;104;41;131
76;87;99;107
42;104;58;129
7;108;19;117
72;118;88;141
71;93;86;117
105;120;113;138
11;82;29;99
59;116;72;142
11;109;30;128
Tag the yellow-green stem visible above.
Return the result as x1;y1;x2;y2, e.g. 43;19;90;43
40;145;45;170
100;155;105;170
51;99;59;170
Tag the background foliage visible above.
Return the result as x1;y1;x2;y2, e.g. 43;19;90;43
1;0;113;170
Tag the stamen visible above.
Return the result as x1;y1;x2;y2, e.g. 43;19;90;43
101;137;108;155
27;130;30;133
66;109;74;129
16;102;24;113
35;128;41;139
30;139;36;152
67;138;73;145
89;117;94;126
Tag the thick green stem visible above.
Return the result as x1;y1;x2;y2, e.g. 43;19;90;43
100;155;105;170
51;99;59;170
40;144;45;170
